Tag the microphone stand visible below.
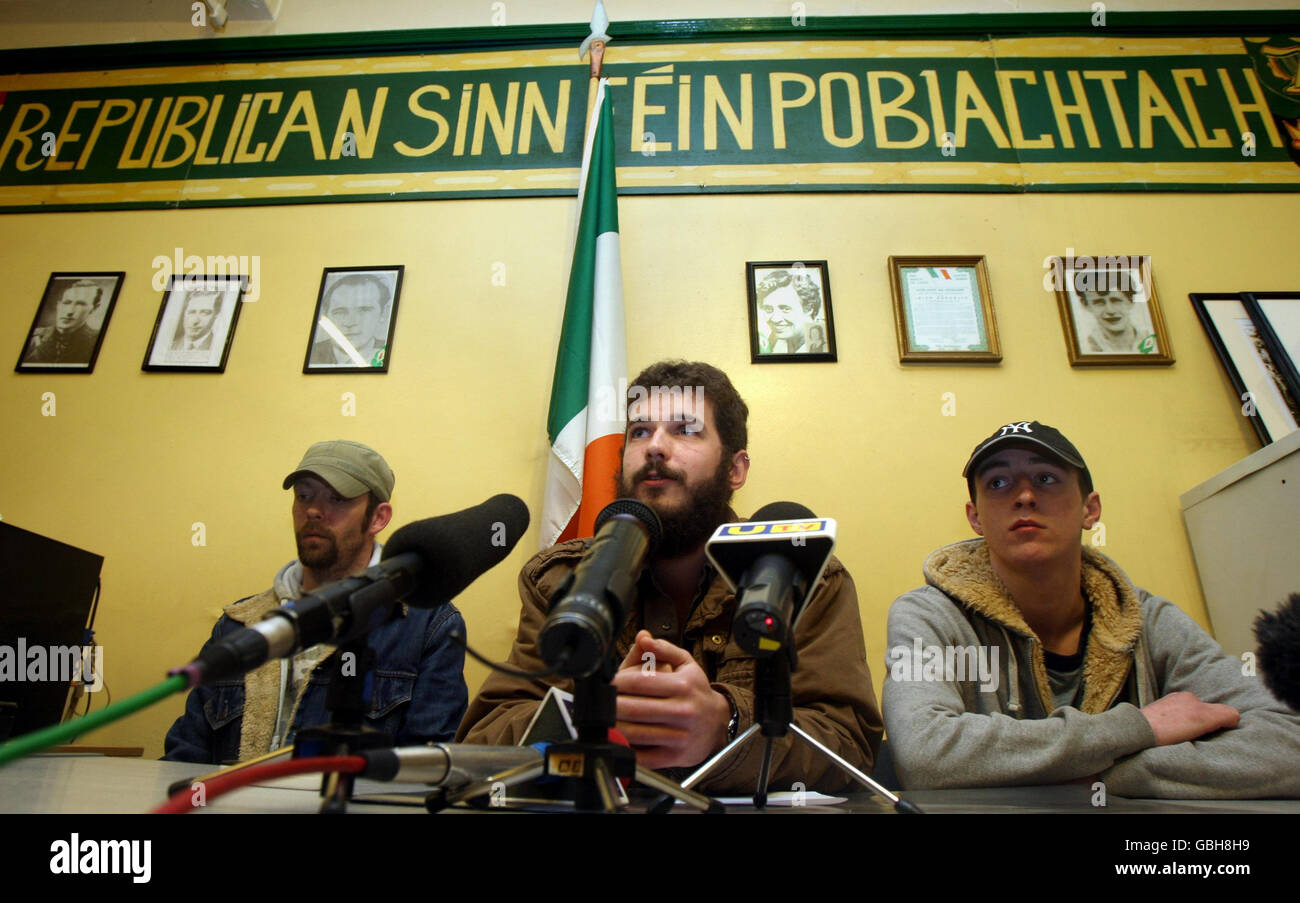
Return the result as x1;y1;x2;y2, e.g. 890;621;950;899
292;637;393;814
426;654;724;814
675;640;923;814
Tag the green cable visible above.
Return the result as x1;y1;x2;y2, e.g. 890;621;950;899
0;674;189;767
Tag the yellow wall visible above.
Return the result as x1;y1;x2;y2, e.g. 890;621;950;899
0;188;1275;757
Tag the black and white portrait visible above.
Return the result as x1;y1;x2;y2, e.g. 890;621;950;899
15;273;123;373
746;261;836;363
304;266;403;373
143;275;245;372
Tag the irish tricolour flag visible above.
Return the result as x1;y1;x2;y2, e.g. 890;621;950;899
540;78;627;548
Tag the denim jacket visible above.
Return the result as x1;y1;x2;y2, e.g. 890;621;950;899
163;588;467;765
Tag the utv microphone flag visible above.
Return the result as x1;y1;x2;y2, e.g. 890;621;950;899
540;75;627;548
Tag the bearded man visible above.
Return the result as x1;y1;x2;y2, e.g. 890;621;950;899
458;360;881;795
164;440;467;764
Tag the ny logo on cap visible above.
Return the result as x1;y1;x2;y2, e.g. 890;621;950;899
999;422;1033;436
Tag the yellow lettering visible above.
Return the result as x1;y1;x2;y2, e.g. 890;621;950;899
632;73;673;153
1137;70;1195;149
0;103;51;171
996;71;1053;148
220;94;252;164
268;90;326;162
234;92;281;164
330;87;388;159
819;73;864;148
76;98;134;169
953;71;1010;148
678;74;692;151
393;84;451;157
868;71;929;149
471;82;520;155
1216;67;1282;148
1171;69;1230;148
919;70;948;148
152;96;209;167
518;80;569;154
769;72;815;150
703;74;753;151
119;96;173;169
1043;71;1100;149
1083;71;1133;148
45;100;100;171
193;95;224;165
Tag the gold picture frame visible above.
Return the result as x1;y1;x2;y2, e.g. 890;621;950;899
888;256;1001;363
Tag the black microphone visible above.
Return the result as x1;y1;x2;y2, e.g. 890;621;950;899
380;492;530;608
180;494;529;685
1254;593;1300;711
705;502;836;657
538;499;661;679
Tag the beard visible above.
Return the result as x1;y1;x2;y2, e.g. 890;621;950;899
616;456;735;559
296;528;341;570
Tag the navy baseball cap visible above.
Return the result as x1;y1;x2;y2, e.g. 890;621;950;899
963;421;1090;489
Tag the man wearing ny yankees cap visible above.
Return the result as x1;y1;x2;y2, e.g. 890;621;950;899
164;440;468;764
882;421;1300;797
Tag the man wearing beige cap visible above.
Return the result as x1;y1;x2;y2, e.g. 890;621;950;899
164;440;468;764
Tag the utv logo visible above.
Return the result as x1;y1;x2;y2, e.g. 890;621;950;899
49;835;151;883
887;639;1000;692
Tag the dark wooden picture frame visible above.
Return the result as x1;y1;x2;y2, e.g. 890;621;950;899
303;266;404;373
141;274;246;373
14;272;123;374
746;260;836;363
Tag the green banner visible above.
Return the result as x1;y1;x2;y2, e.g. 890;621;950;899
1;36;1297;211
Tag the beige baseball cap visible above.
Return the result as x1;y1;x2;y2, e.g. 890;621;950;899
282;440;394;501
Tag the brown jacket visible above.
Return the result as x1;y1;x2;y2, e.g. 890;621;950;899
458;539;883;795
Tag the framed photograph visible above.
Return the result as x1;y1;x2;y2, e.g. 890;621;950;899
888;256;1001;362
304;266;403;373
1240;292;1300;410
1051;254;1174;366
142;275;246;372
746;261;836;363
1190;293;1298;446
14;272;123;373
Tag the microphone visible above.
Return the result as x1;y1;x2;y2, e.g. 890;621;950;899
705;502;836;657
360;743;544;786
1254;593;1300;711
179;494;529;685
380;492;530;608
538;499;661;679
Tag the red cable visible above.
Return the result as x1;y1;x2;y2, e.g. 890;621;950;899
152;755;366;814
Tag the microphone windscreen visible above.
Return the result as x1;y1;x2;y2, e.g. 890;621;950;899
1254;593;1300;712
382;493;530;606
750;501;816;522
593;498;662;551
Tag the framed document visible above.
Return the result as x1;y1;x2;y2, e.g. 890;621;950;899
1050;254;1174;366
1191;292;1298;446
746;261;836;363
142;275;246;372
304;266;403;373
888;256;1000;362
15;272;123;374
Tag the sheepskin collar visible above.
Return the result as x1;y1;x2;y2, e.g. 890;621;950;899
922;538;1142;714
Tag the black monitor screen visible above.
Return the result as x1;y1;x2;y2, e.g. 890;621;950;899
0;521;103;739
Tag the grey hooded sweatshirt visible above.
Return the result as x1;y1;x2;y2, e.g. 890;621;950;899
883;538;1300;798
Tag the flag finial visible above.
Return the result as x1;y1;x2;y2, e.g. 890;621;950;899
579;0;611;77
